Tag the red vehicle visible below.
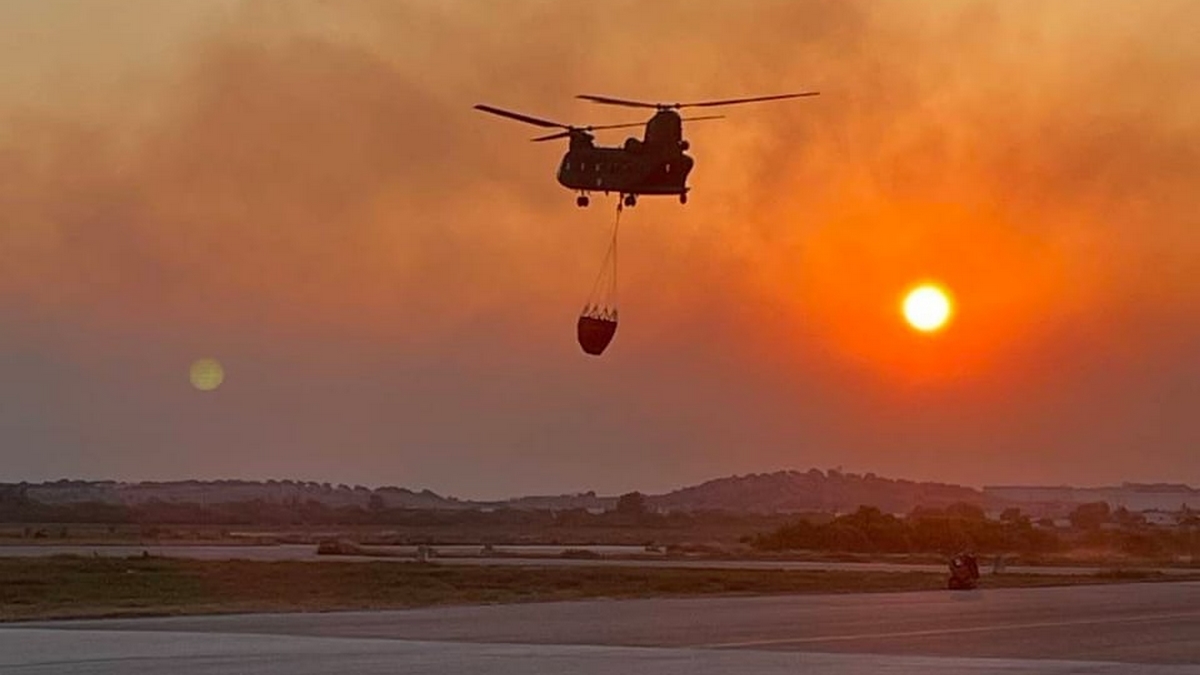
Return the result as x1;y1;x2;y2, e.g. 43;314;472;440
948;552;981;590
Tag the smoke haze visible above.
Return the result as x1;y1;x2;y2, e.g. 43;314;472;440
1;1;1197;498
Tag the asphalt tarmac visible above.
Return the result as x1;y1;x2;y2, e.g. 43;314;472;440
2;581;1197;674
2;544;1190;576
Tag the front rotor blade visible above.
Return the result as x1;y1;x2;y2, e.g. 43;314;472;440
679;115;725;122
680;92;820;108
474;104;568;129
575;94;661;109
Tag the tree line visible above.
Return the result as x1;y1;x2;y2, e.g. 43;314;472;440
750;502;1200;558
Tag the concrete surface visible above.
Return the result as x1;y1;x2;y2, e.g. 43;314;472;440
4;581;1198;673
2;544;1190;576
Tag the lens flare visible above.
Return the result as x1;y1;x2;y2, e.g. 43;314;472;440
189;358;225;391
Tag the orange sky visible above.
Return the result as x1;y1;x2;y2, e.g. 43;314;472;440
1;1;1198;498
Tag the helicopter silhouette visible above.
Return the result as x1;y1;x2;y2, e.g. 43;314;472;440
474;92;818;208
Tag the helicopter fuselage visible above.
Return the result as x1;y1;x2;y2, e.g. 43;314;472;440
556;145;694;197
556;109;695;205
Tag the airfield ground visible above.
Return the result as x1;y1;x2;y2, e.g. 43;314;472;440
1;556;1193;622
5;581;1200;673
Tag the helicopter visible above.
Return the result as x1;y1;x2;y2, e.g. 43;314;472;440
474;92;819;208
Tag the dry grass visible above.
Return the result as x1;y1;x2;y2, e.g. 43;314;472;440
1;555;1194;621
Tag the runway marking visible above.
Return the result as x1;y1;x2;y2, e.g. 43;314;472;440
700;610;1200;649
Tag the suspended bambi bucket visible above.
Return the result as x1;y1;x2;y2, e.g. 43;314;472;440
577;203;622;356
578;307;618;355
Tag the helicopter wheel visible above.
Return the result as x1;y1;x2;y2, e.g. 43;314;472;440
623;194;637;208
576;194;590;208
679;192;688;205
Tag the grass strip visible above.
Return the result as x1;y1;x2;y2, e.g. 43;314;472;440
1;555;1194;621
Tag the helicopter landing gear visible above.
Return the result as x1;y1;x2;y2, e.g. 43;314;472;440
679;192;688;205
622;193;637;208
576;194;590;208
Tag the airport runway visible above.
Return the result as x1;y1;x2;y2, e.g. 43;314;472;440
3;581;1198;674
2;543;1190;576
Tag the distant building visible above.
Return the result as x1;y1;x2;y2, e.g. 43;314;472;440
1143;511;1179;526
985;483;1198;513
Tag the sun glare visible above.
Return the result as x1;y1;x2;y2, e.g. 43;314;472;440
902;284;952;333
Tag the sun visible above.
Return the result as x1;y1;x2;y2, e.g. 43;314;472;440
902;284;953;333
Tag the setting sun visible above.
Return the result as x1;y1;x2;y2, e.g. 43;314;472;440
902;284;953;333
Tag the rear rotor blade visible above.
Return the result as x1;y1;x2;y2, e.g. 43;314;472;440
575;94;661;109
679;91;820;108
531;120;647;142
679;114;725;123
531;130;573;142
587;121;651;132
474;104;568;129
577;92;819;110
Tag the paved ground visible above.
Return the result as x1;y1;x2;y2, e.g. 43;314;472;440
3;581;1198;673
0;544;644;561
2;544;1190;576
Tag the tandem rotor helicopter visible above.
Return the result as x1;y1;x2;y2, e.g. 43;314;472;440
474;91;819;208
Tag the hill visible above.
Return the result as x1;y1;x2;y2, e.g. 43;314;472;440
648;469;983;514
3;469;981;516
4;471;1195;518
